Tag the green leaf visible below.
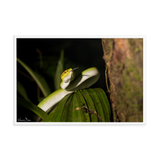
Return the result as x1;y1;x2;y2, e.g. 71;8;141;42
45;88;111;122
60;94;74;122
18;97;48;121
72;91;91;122
87;88;106;122
80;89;98;122
54;50;64;90
17;81;30;101
94;88;111;121
44;93;71;122
17;58;51;97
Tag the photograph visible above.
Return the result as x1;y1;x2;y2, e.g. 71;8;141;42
15;37;143;123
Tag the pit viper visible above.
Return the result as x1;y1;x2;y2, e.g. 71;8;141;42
38;67;100;112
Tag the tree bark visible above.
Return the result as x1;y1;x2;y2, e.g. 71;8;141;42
102;38;143;122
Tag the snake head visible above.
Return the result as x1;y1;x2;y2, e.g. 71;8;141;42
61;68;75;83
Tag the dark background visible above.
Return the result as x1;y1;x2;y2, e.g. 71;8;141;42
17;38;107;121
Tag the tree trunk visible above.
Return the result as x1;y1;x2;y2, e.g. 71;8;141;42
102;38;143;122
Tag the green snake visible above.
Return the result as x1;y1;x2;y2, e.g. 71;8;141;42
37;67;100;112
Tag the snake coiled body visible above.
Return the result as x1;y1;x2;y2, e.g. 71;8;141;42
38;67;100;112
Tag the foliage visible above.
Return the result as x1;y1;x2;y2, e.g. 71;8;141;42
17;81;30;101
54;50;64;90
45;88;111;122
17;49;111;122
17;58;51;97
18;97;48;121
